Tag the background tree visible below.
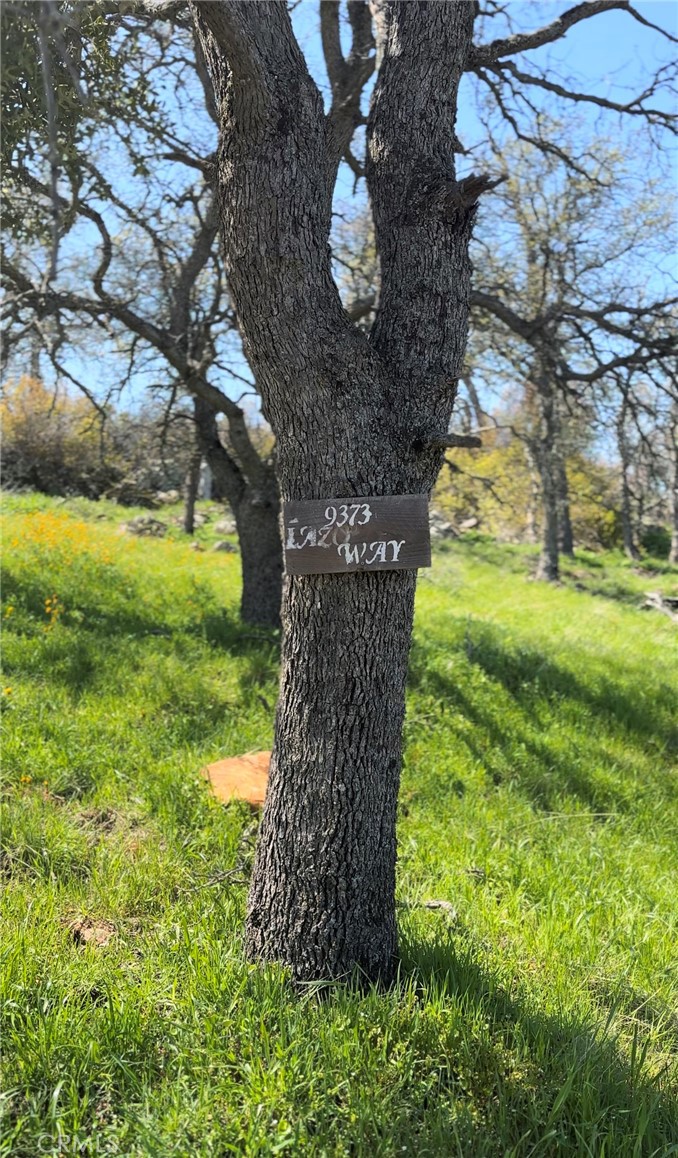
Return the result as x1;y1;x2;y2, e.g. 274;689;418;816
189;0;677;983
469;136;676;579
669;397;678;565
1;3;283;625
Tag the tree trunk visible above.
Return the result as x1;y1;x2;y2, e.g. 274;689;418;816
620;465;638;559
556;453;574;557
248;570;415;981
536;455;560;581
194;394;283;628
669;403;678;566
234;480;283;629
194;1;476;982
616;391;639;559
183;442;202;536
534;372;560;582
525;449;540;544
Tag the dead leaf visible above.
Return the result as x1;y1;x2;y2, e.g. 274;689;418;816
201;750;271;808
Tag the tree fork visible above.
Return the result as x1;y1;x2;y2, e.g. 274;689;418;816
192;0;478;982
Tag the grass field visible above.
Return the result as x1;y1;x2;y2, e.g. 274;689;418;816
2;493;677;1157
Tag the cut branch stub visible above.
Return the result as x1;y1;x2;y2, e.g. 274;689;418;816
428;433;483;450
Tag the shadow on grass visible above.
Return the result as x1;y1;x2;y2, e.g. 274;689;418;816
400;929;677;1152
437;536;535;575
2;567;280;696
410;622;677;757
407;625;677;814
561;576;643;607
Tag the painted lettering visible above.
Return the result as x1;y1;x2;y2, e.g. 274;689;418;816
365;541;387;565
286;524;317;549
338;543;361;564
388;540;406;562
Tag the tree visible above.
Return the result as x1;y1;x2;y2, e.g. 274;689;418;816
669;399;678;565
470;137;676;580
1;5;283;625
186;1;677;982
606;363;678;560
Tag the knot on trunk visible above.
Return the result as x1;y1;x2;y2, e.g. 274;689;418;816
406;165;505;228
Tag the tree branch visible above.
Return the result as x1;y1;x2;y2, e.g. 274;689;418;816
489;58;677;133
322;0;375;183
430;433;483;450
470;1;642;68
367;2;477;424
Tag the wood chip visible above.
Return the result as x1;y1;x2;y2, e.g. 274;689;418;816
201;750;271;807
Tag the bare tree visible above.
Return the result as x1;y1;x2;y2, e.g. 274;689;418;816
470;137;676;580
1;7;283;625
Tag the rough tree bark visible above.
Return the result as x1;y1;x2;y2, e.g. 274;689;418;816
555;452;574;557
524;446;541;545
192;0;479;982
527;360;561;581
537;460;560;581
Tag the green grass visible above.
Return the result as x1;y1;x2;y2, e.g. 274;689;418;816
2;494;677;1157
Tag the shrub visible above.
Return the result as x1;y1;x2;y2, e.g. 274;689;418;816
1;376;122;497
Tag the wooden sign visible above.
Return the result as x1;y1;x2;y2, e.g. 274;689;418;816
283;494;430;576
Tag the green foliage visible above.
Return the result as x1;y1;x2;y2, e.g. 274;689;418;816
2;495;677;1156
1;377;195;501
433;437;534;541
640;525;672;560
1;1;162;243
433;437;632;551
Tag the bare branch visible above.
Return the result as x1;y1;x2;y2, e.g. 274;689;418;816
470;1;646;68
322;0;375;183
490;58;677;133
430;433;483;450
470;288;539;342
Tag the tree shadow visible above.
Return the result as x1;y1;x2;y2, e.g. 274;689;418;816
407;626;677;814
2;566;280;700
587;977;678;1055
410;622;676;754
397;927;677;1153
458;626;676;756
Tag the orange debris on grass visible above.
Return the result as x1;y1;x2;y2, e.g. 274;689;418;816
201;750;271;808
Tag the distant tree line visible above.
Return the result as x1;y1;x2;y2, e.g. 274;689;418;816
1;375;200;504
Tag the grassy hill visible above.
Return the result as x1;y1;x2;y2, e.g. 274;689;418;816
2;494;677;1156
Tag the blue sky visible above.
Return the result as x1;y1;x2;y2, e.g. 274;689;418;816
16;1;677;418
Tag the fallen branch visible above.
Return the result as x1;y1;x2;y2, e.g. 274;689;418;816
642;591;678;622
